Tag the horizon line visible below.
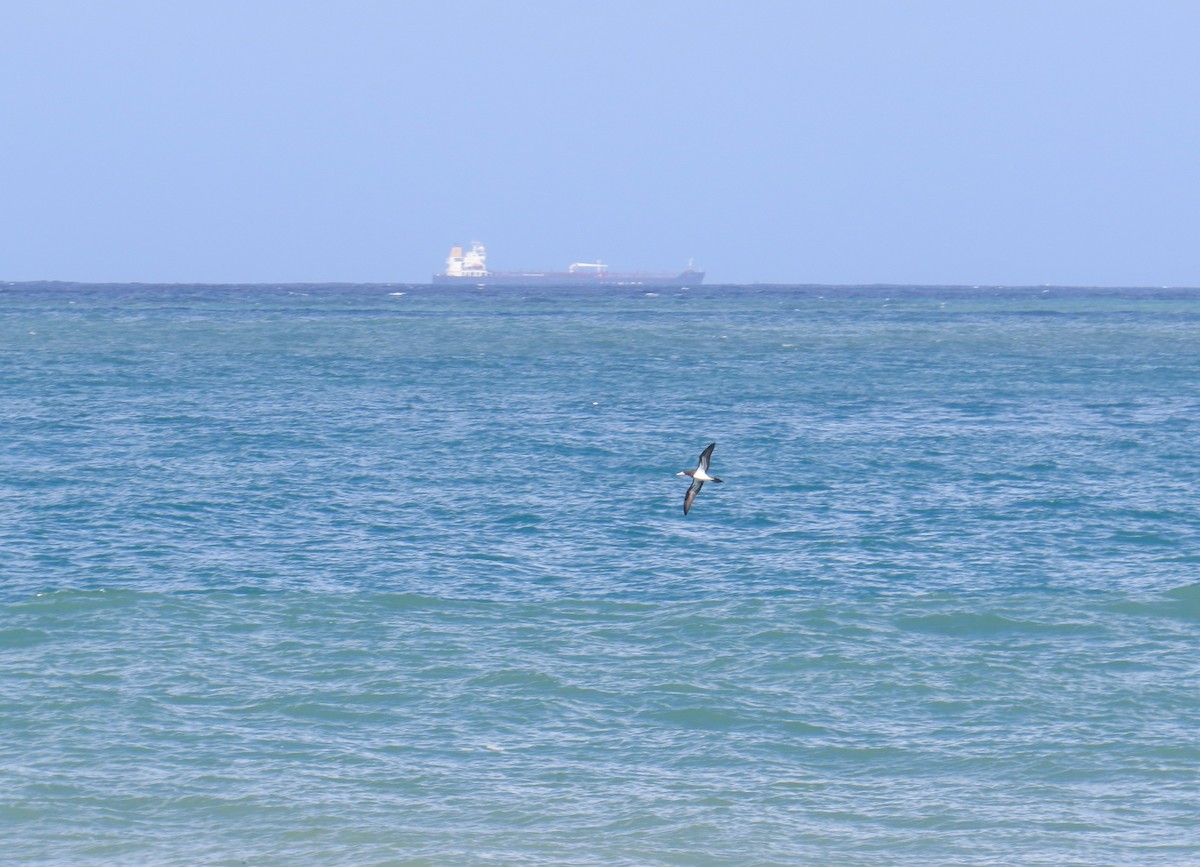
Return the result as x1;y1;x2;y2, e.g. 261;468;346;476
4;279;1200;291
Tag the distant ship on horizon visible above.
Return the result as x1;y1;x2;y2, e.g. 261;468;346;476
431;242;704;288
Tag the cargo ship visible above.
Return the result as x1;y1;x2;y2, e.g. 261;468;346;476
431;242;704;287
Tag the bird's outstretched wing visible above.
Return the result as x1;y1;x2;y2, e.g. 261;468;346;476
698;442;717;473
683;478;704;515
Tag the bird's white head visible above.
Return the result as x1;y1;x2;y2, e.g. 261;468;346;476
676;471;689;477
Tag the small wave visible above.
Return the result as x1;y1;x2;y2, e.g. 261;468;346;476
1163;582;1200;620
897;611;1059;637
0;627;50;649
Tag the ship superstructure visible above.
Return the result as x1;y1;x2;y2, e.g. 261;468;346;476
433;242;703;287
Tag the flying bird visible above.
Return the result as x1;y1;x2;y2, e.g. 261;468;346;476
677;441;723;515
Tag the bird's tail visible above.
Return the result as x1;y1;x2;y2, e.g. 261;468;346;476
711;477;723;483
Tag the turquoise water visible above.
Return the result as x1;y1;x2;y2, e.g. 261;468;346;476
2;283;1199;864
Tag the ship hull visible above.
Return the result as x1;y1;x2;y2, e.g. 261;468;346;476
431;270;704;288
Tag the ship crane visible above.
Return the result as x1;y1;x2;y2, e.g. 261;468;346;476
568;261;608;275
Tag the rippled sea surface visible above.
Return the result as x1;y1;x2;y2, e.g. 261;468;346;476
2;282;1199;865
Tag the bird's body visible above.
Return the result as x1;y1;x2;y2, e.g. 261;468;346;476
677;442;723;514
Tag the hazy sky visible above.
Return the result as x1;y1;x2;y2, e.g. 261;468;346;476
2;1;1198;285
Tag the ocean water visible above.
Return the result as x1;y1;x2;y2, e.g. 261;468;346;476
2;282;1198;865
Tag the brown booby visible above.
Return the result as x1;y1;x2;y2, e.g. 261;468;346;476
677;442;723;514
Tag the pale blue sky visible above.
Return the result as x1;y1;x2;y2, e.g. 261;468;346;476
2;0;1198;285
